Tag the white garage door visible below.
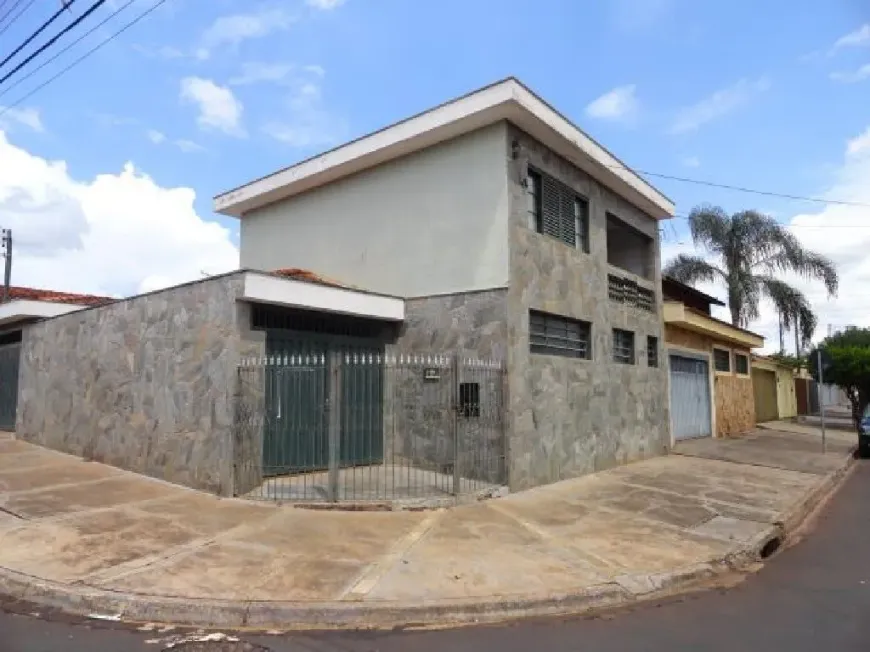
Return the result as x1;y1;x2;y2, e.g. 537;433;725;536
669;354;712;440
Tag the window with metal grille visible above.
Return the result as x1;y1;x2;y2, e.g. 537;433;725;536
647;336;659;367
526;168;589;251
458;382;480;418
735;353;749;375
612;329;635;364
530;310;591;359
713;348;731;372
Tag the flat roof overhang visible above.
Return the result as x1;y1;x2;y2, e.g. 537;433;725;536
214;78;675;221
664;301;765;349
241;271;404;322
0;299;90;328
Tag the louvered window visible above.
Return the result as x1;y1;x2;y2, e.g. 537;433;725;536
527;168;589;252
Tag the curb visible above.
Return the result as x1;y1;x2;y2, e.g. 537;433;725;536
0;450;857;630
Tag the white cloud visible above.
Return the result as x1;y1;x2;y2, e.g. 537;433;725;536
0;131;237;296
146;129;166;144
0;107;44;133
306;0;346;8
585;85;638;121
661;125;870;352
669;77;770;134
832;24;870;51
229;62;296;86
197;9;295;60
847;127;870;156
261;78;347;148
682;156;700;168
174;139;206;153
180;77;245;137
830;63;870;83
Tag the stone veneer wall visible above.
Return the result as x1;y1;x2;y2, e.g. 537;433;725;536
389;290;509;482
664;323;755;437
16;273;266;495
505;124;670;491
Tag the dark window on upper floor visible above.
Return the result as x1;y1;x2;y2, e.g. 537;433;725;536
0;330;22;347
714;348;731;372
606;213;654;280
647;336;659;368
526;168;589;252
613;329;635;364
530;310;592;359
735;353;749;375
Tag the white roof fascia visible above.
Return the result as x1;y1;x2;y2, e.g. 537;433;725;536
214;79;674;220
0;300;89;328
241;272;404;322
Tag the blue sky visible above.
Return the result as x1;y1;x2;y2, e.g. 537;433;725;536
0;0;868;348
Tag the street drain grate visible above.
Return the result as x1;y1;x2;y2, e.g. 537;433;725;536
167;643;270;652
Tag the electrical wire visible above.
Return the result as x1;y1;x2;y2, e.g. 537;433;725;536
0;0;23;26
0;0;167;117
0;0;135;99
0;0;35;36
0;0;107;87
604;163;870;209
0;0;80;71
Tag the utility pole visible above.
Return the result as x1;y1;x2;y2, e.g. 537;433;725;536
0;229;10;303
818;348;827;454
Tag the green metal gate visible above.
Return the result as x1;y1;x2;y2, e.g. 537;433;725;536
0;342;20;431
262;331;384;477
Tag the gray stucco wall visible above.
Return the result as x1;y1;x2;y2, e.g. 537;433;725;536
505;125;670;491
16;273;266;495
240;122;511;298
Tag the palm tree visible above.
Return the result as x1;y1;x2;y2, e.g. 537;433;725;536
664;205;838;351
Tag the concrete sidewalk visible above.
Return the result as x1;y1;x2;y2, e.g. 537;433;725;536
0;428;856;629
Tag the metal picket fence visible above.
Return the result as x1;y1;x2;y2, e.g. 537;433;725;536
232;351;506;504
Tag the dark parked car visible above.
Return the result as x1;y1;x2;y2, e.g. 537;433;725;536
859;404;870;458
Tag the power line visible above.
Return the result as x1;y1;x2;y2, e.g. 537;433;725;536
0;0;107;88
669;215;870;229
605;163;870;209
0;0;24;26
0;0;80;72
0;0;135;100
0;0;167;117
0;0;34;35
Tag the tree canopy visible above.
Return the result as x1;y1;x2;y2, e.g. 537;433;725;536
809;327;870;428
664;205;838;348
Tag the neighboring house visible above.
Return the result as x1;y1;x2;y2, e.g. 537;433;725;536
662;277;764;440
0;287;111;430
751;356;798;423
216;77;676;491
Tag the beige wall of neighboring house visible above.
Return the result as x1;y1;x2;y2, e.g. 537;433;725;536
753;357;798;421
664;322;757;437
240;122;511;298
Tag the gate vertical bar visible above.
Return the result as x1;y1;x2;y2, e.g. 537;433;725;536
452;353;460;496
328;350;342;502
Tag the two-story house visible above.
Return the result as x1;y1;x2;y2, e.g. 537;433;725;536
216;78;676;490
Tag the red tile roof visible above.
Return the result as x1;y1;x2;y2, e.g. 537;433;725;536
7;286;113;307
271;268;355;290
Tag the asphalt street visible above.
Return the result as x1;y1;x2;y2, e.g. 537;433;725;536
2;458;868;652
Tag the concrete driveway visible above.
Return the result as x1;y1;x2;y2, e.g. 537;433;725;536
0;426;855;628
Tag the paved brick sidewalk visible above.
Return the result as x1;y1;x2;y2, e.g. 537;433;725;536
0;428;855;628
